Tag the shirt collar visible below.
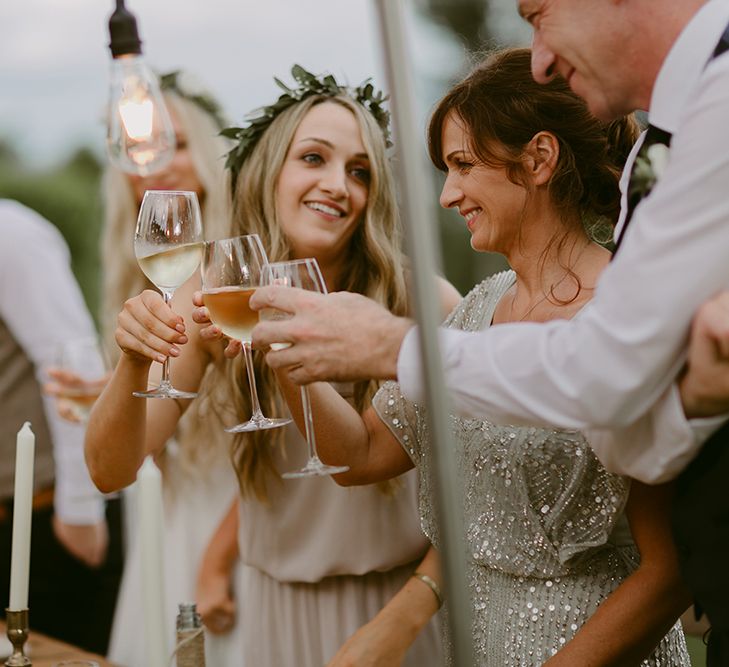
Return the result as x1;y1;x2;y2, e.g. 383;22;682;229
649;0;729;134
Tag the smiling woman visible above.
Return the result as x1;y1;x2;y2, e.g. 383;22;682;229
84;65;452;667
276;102;371;263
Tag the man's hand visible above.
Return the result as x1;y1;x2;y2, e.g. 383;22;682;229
249;286;413;384
680;292;729;418
191;291;242;358
52;516;109;568
44;368;110;423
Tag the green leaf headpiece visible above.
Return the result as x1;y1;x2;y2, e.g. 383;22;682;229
221;64;392;188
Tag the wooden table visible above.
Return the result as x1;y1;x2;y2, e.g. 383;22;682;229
0;621;116;666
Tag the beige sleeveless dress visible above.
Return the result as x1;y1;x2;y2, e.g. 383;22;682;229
230;383;442;666
108;438;241;666
373;271;690;666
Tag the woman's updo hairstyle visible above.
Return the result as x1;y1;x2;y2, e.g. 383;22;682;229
428;47;639;229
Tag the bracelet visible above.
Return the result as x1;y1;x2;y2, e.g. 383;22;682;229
412;571;444;609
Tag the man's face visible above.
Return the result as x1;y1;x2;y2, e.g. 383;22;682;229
517;0;637;121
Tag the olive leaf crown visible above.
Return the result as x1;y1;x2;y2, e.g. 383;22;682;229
159;70;227;130
221;64;392;186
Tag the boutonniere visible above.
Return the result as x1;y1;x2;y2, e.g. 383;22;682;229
629;143;670;201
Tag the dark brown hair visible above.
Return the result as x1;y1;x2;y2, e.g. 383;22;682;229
428;47;639;230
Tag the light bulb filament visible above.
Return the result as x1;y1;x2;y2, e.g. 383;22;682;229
106;54;176;175
119;97;154;140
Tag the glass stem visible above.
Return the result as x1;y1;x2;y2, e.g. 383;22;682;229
243;342;264;421
160;290;173;387
300;386;318;462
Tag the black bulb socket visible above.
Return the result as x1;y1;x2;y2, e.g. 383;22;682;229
108;0;142;58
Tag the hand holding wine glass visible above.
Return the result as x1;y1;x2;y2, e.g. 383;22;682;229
134;190;203;399
191;290;243;359
260;258;349;478
201;234;291;432
44;337;111;423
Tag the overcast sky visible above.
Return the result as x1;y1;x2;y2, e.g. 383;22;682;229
1;0;507;168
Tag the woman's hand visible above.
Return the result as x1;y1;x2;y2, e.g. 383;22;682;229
326;616;410;667
195;564;236;635
115;290;188;364
191;290;242;358
195;499;239;636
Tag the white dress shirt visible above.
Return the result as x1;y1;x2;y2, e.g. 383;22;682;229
0;200;105;524
398;0;729;484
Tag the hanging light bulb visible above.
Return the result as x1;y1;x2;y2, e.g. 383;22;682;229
106;1;176;175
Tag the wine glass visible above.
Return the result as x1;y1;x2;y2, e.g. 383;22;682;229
50;336;110;422
260;258;349;478
134;190;203;399
201;235;292;432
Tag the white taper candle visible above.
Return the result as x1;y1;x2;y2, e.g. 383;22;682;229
9;422;35;611
138;456;168;667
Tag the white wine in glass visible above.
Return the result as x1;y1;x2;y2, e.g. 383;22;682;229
201;235;292;433
52;336;110;422
261;258;349;478
134;189;203;399
136;242;203;293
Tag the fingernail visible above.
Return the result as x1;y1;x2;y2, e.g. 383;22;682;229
169;346;180;357
156;354;166;363
176;323;185;333
177;335;188;344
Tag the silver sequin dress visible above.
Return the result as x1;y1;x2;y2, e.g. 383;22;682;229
373;270;690;666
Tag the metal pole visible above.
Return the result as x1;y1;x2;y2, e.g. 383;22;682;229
372;1;474;664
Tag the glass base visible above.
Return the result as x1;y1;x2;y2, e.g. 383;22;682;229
225;417;292;433
282;457;349;479
132;384;198;399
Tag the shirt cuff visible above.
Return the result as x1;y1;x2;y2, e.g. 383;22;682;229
588;382;705;483
53;481;105;525
688;413;729;446
397;325;478;409
649;384;708;480
53;437;106;525
396;325;423;403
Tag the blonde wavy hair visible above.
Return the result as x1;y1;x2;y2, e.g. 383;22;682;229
101;88;232;475
212;94;408;501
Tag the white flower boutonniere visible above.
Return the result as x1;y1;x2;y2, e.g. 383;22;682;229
629;142;671;201
646;144;670;180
